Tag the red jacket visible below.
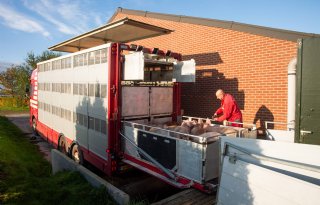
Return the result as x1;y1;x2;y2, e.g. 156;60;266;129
215;94;242;124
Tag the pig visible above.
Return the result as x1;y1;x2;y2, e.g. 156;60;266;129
173;125;190;134
190;123;205;135
148;127;169;136
204;125;224;133
219;127;238;136
181;119;196;131
199;132;221;143
163;124;178;131
171;125;190;139
203;118;213;131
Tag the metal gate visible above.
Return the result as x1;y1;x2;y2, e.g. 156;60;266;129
295;38;320;145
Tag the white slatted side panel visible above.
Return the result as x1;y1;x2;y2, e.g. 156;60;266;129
218;137;320;205
218;157;320;205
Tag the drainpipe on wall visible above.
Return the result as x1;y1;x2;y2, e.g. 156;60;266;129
287;57;297;131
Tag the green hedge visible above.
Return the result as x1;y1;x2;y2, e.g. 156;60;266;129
0;97;28;107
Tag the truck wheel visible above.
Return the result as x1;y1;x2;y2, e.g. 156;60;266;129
32;118;38;136
71;144;84;165
58;136;67;155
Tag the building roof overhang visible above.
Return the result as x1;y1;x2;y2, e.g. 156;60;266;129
49;17;173;52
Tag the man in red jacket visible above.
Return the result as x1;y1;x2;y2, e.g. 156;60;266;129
213;89;243;127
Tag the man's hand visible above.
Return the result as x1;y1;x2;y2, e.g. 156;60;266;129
212;113;217;119
223;120;228;126
213;117;218;121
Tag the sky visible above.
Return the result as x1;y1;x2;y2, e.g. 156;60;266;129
0;0;319;64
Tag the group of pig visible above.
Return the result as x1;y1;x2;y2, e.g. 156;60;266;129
148;118;238;142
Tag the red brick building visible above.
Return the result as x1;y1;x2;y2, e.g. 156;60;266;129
110;8;319;130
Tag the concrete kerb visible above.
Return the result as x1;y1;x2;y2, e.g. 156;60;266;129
51;149;130;205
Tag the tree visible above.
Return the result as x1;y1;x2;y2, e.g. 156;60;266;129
25;52;38;70
0;65;30;99
0;50;61;105
25;50;61;70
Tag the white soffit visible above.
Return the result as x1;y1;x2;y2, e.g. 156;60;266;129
49;18;173;53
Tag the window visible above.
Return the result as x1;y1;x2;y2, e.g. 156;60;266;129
88;51;95;65
95;50;101;64
76;113;80;124
56;60;61;70
101;120;106;134
83;84;88;96
64;84;67;93
101;84;107;98
61;59;65;69
94;118;100;132
73;112;76;123
79;84;83;95
89;84;94;96
78;113;82;124
101;48;107;63
83;53;88;66
61;108;65;119
57;83;61;93
84;115;88;127
95;83;100;97
73;83;78;95
47;62;51;71
66;57;71;68
61;83;65;93
67;84;71;94
78;54;84;67
74;55;78;67
52;61;56;70
52;83;56;92
89;117;94;130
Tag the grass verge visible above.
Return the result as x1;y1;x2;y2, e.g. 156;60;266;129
0;106;29;116
0;116;115;205
0;106;29;112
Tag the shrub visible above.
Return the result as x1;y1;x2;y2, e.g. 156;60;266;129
0;97;28;107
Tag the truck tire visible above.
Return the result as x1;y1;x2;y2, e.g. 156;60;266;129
32;117;38;136
58;136;67;155
71;144;84;165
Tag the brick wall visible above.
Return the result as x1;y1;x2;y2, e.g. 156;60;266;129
112;13;297;130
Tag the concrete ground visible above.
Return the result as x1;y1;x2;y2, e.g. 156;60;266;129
4;112;52;162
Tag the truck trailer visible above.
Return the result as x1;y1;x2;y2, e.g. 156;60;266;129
29;18;224;192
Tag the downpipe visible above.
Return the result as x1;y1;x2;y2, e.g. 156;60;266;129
287;57;297;131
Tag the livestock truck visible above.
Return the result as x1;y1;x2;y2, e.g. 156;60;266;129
29;18;254;193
